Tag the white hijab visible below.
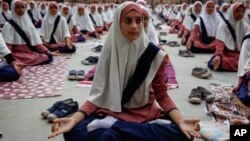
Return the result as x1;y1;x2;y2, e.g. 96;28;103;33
104;5;113;23
184;1;202;31
39;3;46;15
28;1;42;21
40;2;70;44
219;3;229;19
73;5;95;32
238;27;250;77
140;5;159;45
194;1;220;37
0;2;11;25
216;3;249;51
90;5;103;26
2;0;42;45
61;4;76;31
88;2;166;112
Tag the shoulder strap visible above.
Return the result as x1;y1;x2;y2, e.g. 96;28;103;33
89;13;96;26
49;15;61;44
199;17;209;38
224;20;237;43
218;11;226;22
121;43;160;106
190;14;197;22
2;12;8;21
27;9;35;22
241;34;250;46
67;15;72;24
8;20;36;51
40;12;45;18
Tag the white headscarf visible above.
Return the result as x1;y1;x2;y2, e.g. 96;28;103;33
28;1;42;21
97;6;107;23
184;1;202;31
39;3;46;15
216;3;249;51
104;4;113;23
194;0;220;37
61;4;76;31
73;5;95;32
88;2;166;112
89;5;103;26
40;2;70;43
0;2;11;25
140;5;159;45
219;3;229;19
238;27;250;77
2;0;42;45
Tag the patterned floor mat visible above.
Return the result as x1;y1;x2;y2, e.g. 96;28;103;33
0;57;69;100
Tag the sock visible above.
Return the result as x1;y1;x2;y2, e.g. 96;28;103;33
148;119;172;125
87;116;117;132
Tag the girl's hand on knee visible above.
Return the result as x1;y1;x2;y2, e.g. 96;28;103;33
186;41;192;49
48;118;76;139
213;55;221;71
178;119;201;139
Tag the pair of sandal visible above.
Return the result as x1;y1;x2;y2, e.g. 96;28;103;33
159;31;167;36
166;41;180;47
68;70;85;81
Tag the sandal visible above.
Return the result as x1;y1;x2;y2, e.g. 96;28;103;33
76;70;85;81
68;70;77;80
91;45;103;52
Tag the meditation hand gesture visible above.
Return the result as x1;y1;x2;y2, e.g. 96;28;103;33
213;55;221;71
12;61;23;75
182;37;186;44
178;119;201;139
48;118;76;139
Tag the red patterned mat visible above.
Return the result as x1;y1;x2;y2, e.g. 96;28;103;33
0;57;69;100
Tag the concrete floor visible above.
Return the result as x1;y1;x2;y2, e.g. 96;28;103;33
0;26;237;141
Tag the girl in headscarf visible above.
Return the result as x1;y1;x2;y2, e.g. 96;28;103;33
2;0;53;66
208;3;249;72
73;5;101;39
0;2;11;28
243;2;250;25
104;4;113;26
217;3;230;23
40;2;76;53
39;3;46;18
61;4;85;43
181;1;202;46
140;5;159;45
186;0;220;53
27;1;42;28
176;3;188;38
89;5;105;33
49;2;200;141
169;5;180;33
234;28;250;106
97;6;109;31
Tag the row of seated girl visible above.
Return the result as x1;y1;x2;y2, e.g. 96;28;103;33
160;1;250;107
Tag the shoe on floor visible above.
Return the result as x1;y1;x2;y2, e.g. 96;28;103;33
47;102;79;122
91;45;103;52
189;88;202;104
68;70;77;80
41;98;74;118
0;132;2;138
179;50;194;57
82;56;99;65
76;70;85;81
197;86;215;102
192;67;212;79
